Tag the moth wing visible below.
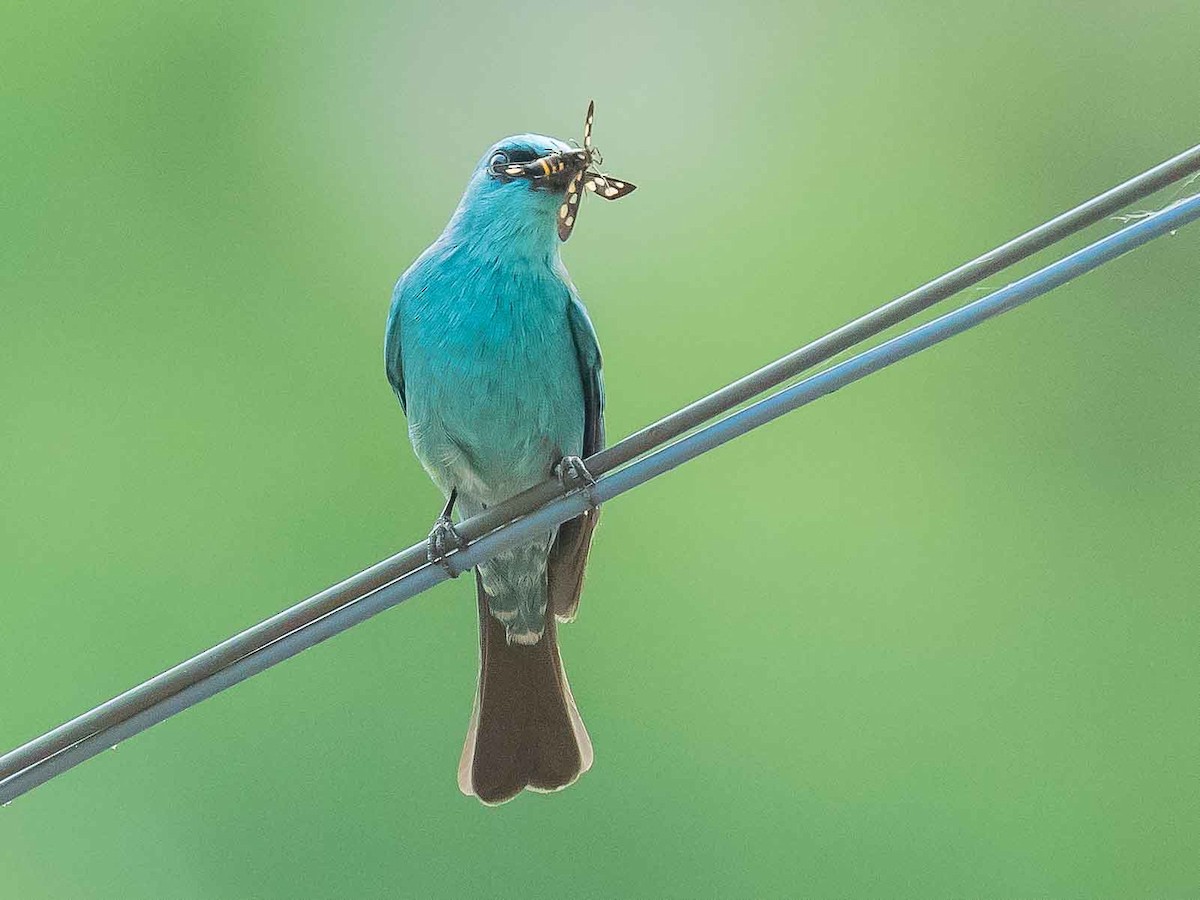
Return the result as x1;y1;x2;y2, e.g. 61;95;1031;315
585;173;637;201
583;100;595;152
558;169;586;241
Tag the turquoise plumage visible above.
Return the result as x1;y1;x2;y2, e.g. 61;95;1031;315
384;113;633;804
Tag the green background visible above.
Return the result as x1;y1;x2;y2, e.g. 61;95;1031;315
3;2;1198;897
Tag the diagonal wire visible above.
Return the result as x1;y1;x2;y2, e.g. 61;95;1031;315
4;142;1198;789
2;149;1199;803
5;190;1198;805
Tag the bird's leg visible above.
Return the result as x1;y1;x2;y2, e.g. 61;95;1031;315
554;456;599;509
428;487;465;578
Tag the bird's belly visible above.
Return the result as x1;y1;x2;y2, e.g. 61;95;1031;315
405;318;584;505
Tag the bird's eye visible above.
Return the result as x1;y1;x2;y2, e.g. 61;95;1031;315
489;151;509;173
489;148;544;178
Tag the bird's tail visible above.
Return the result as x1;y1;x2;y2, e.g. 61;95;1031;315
458;571;593;805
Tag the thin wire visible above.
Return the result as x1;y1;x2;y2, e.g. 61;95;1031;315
4;190;1198;805
4;143;1197;790
2;143;1199;793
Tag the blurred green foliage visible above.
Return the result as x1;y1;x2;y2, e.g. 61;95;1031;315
2;2;1198;897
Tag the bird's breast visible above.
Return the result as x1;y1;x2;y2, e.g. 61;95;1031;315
401;260;585;499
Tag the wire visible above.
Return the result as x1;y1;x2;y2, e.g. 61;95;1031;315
2;161;1200;804
5;142;1198;792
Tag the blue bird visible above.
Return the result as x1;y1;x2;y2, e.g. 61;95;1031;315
384;103;635;804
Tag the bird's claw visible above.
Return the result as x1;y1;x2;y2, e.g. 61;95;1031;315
427;515;465;578
555;455;599;508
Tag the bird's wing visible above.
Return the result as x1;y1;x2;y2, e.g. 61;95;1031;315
567;293;605;458
384;277;407;413
549;292;605;623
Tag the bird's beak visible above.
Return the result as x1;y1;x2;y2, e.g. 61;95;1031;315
497;150;589;190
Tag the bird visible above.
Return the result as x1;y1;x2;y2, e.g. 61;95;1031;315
384;102;635;805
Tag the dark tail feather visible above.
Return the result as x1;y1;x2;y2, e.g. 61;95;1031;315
548;507;599;623
458;572;592;805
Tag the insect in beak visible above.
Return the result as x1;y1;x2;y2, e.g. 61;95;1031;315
491;101;637;242
557;101;636;241
494;151;585;182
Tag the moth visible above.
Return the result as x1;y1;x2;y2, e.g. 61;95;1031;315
493;100;637;241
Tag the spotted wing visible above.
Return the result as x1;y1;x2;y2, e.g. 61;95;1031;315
585;172;637;200
583;100;595;153
557;168;586;241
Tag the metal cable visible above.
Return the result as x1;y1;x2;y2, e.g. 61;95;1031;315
2;149;1199;803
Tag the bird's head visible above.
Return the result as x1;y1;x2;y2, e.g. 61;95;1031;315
444;104;636;253
446;133;581;253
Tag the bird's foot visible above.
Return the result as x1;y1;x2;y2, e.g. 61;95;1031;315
554;455;599;508
427;515;465;578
